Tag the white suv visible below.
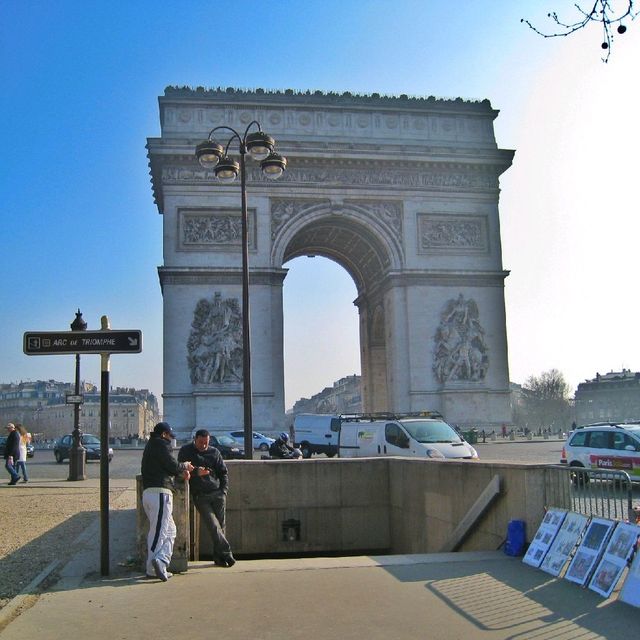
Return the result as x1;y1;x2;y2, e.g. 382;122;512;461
560;424;640;480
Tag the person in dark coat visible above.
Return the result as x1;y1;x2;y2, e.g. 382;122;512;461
178;429;236;567
4;423;20;485
269;432;299;459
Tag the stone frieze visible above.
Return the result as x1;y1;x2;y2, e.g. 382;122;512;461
418;214;487;252
179;209;256;250
162;164;498;191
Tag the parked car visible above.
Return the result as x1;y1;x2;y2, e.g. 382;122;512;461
0;435;34;458
229;430;274;452
560;423;640;481
54;434;114;463
210;434;245;459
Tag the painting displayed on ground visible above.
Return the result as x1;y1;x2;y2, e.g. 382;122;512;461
588;522;640;598
619;535;640;608
565;518;616;586
540;512;590;577
523;508;567;568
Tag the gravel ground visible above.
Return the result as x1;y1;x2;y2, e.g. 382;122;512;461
0;484;133;610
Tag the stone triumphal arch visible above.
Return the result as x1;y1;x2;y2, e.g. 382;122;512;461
147;87;514;435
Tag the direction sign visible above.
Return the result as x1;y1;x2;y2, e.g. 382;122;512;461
65;394;84;404
23;330;142;355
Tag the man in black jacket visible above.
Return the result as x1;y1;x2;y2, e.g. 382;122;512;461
141;422;194;581
269;432;299;459
4;423;20;485
178;429;236;567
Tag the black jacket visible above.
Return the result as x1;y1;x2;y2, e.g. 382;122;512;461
141;434;188;491
3;430;20;460
269;438;296;459
178;442;228;496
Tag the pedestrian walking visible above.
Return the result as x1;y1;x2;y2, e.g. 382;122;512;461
141;422;194;581
4;423;20;485
14;424;31;482
178;429;236;567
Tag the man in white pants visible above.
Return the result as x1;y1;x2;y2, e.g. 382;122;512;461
141;422;195;581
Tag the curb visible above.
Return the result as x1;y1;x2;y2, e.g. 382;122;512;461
0;515;102;633
0;558;62;633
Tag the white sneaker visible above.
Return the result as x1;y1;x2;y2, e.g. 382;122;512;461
152;558;169;582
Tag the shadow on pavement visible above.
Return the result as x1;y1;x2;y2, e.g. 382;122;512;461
382;559;636;638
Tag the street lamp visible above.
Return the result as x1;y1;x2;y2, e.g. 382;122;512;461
69;309;87;480
195;122;287;460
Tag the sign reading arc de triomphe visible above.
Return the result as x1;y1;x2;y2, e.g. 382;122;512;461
147;87;514;435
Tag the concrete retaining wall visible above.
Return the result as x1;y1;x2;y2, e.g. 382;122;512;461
138;458;570;562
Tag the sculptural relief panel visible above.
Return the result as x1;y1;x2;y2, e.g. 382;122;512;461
187;293;243;385
433;294;488;384
178;208;256;251
270;198;327;240
417;214;488;254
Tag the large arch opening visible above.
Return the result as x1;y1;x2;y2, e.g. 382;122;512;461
282;256;360;410
278;212;398;414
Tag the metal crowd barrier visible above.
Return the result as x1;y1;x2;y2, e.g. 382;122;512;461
545;465;635;523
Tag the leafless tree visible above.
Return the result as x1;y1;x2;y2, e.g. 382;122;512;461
520;369;573;433
522;1;637;62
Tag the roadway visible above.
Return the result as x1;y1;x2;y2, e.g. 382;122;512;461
25;438;565;481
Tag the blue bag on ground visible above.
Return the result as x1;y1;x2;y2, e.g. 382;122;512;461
504;519;526;556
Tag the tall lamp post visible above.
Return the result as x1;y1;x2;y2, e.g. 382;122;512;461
69;309;87;480
195;123;287;460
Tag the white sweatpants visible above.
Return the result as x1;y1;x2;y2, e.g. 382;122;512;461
142;488;176;576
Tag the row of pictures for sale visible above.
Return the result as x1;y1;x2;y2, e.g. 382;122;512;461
523;507;640;603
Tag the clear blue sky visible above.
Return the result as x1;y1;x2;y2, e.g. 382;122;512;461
1;1;638;412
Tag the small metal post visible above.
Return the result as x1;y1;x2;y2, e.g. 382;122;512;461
100;315;111;576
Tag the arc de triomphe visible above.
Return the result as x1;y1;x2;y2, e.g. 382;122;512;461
147;87;514;435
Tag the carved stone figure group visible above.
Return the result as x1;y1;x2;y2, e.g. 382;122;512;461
187;293;243;385
433;294;488;384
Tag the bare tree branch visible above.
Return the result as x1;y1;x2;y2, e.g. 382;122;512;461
522;1;637;62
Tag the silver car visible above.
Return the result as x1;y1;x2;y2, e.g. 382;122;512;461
229;431;274;452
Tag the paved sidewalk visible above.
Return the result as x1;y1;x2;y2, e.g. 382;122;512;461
1;502;638;639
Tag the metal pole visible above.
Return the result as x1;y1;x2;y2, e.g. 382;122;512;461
69;309;87;480
240;147;253;460
68;353;87;480
100;316;111;576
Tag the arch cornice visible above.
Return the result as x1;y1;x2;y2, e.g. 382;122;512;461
147;147;513;212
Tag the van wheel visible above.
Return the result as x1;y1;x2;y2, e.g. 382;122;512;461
301;444;312;459
326;451;336;458
55;451;64;464
259;443;269;452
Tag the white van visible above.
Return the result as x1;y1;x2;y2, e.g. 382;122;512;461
338;414;478;460
292;414;341;458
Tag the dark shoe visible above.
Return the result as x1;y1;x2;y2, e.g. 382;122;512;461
213;555;227;567
222;553;236;567
22;479;28;483
8;480;18;485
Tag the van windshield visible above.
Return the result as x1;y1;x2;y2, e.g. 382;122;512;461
400;420;462;444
